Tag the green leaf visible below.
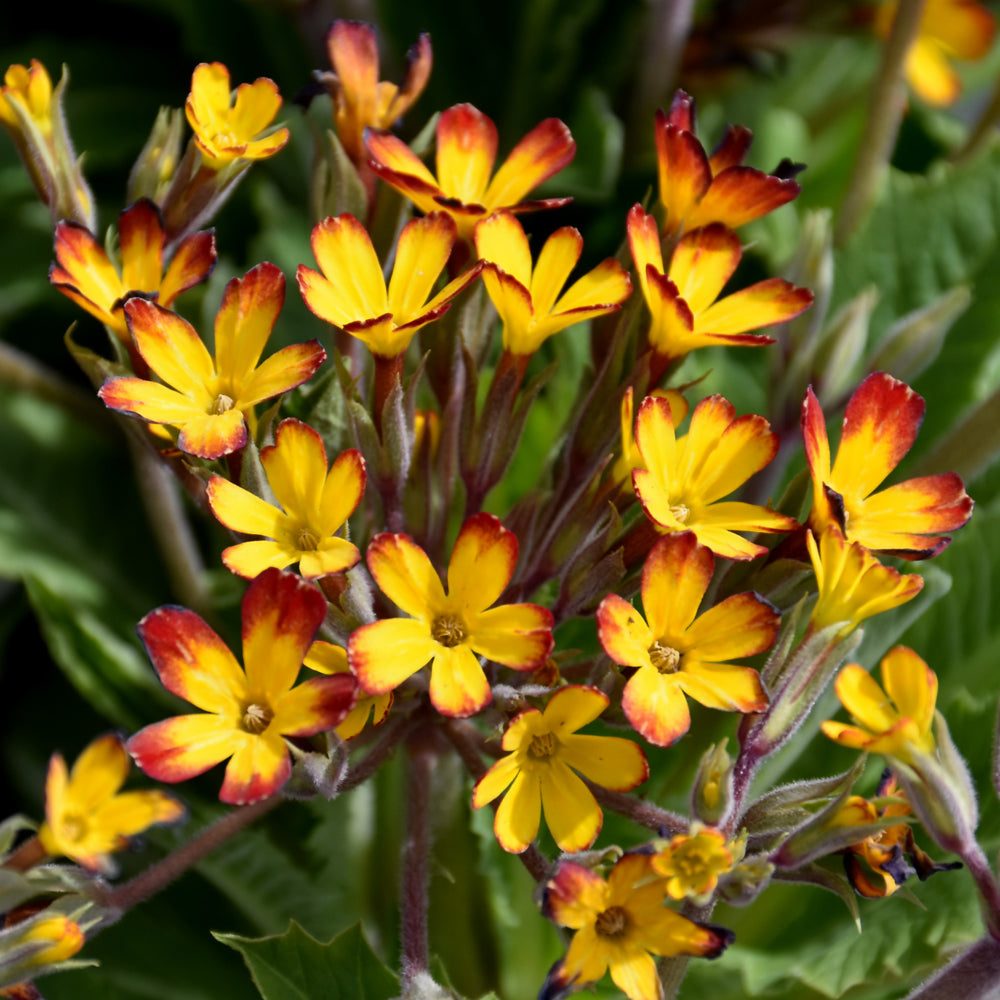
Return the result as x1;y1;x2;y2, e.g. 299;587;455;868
215;922;397;1000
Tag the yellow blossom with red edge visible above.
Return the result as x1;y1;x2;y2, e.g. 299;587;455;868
655;90;800;236
541;853;733;1000
471;685;648;854
207;418;365;579
803;372;972;559
348;512;553;718
99;262;325;460
875;0;996;106
319;20;432;167
597;532;776;747
49;198;216;344
474;211;632;357
631;393;798;559
366;102;575;242
821;646;937;765
185;62;289;168
806;526;924;637
627;206;813;365
297;212;482;358
612;386;688;490
652;825;735;901
36;734;183;874
128;568;357;805
304;641;392;740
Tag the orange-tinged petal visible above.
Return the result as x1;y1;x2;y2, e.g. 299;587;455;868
484;117;575;209
530;226;583;318
214;262;285;387
138;606;246;713
540;757;602;852
691;499;796;536
644;268;697;358
436;103;497;204
428;643;491;717
304;640;349;675
835;665;899;734
683;521;770;561
697;278;812;335
802;385;833;485
501;708;542;752
548;257;631;319
93;788;184;838
365;130;442;213
819;719;876;751
260;419;327;522
683;591;779;661
685;166;800;230
609;950;662;1000
472;752;521;808
299;538;362;578
219;729;289;804
178;409;249;460
622;666;692;746
544;860;610;928
238;340;326;408
318;447;367;536
669;224;742;314
543;685;610;734
596;593;654;667
684;407;779;503
118;198;165;294
124;297;215;395
271;672;358;736
160;229;217;305
447;512;517;613
222;540;298;579
559;733;648;791
709;125;753;173
50;220;123;326
207;475;287;538
881;646;937;734
493;769;541;853
475;211;533;288
906;37;962;105
626;204;665;304
634;394;679;484
677;660;768;712
66;734;129;809
99;377;208;425
387;213;457;324
367;531;446;617
241;568;326;702
469;603;553;668
641;532;711;639
655;109;712;232
348;617;437;694
481;264;536;354
127;714;244;784
923;0;996;58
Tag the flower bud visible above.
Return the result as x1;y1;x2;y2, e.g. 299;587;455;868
128;106;185;204
690;740;734;826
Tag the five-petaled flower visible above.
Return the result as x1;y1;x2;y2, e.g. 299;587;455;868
366;102;575;242
806;526;924;637
651;825;735;901
128;568;358;805
627;206;812;366
821;646;938;766
655;89;800;236
348;512;553;718
802;372;972;559
317;20;432;168
37;733;184;874
297;212;481;358
541;853;733;1000
474;210;631;357
50;198;216;344
304;641;393;740
471;685;648;854
631;393;798;559
207;418;365;579
99;262;326;460
875;0;996;106
597;532;776;747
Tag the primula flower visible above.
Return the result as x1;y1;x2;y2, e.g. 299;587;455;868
366;102;575;242
128;568;357;805
655;90;800;236
297;212;481;358
185;62;289;167
99;263;326;460
632;393;798;559
821;646;937;765
50;198;216;344
474;211;631;357
37;734;183;874
206;418;365;579
16;915;85;968
304;641;392;740
627;207;812;364
652;826;735;900
541;853;733;1000
348;512;553;718
611;386;688;489
317;20;432;167
875;0;996;106
597;532;776;747
803;372;972;559
471;685;648;853
806;526;924;637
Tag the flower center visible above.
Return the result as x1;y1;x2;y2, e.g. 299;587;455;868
595;905;630;939
669;503;690;524
431;613;467;647
241;702;274;734
528;732;557;758
674;846;710;877
212;393;235;414
296;527;319;551
648;641;681;674
61;814;87;843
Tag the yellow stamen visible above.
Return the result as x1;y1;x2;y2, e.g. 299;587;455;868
649;641;681;674
595;905;630;939
296;527;319;551
241;702;273;734
61;814;87;843
212;393;235;414
431;613;467;647
528;732;556;758
669;504;690;524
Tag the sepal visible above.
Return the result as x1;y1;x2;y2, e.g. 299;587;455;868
282;732;349;800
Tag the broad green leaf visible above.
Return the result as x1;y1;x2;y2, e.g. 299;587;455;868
215;921;397;1000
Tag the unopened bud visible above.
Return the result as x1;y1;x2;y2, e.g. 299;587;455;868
691;740;734;826
813;288;878;407
311;127;368;222
128;106;185;204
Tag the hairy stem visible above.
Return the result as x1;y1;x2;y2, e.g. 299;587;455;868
400;736;435;985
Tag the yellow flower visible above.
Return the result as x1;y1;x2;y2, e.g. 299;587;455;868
651;826;734;901
206;418;365;579
597;532;775;746
18;915;85;967
611;386;688;489
0;60;52;133
631;392;798;559
472;685;648;854
875;0;996;106
821;646;938;765
304;640;392;740
806;526;924;637
37;734;183;874
541;853;733;1000
185;62;289;167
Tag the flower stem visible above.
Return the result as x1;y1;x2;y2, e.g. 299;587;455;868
834;0;927;247
2;835;49;872
400;735;435;985
960;840;1000;941
586;784;687;836
951;72;1000;166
